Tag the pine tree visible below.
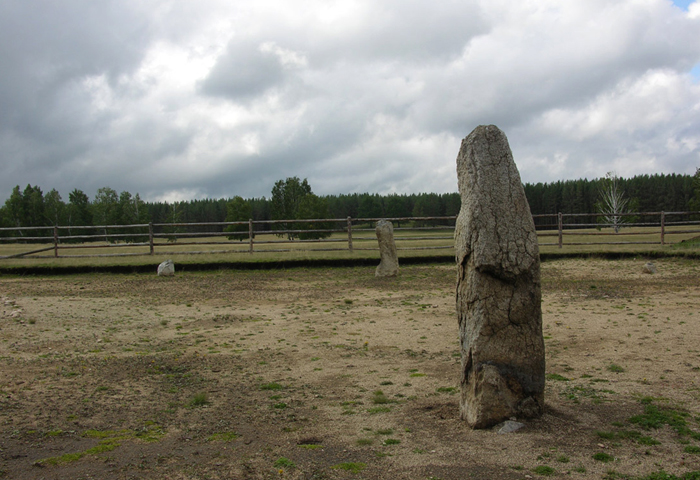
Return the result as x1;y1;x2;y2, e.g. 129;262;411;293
225;196;253;241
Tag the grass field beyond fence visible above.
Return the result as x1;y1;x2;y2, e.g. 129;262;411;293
1;212;700;268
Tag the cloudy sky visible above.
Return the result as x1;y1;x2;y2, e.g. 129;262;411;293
1;0;699;203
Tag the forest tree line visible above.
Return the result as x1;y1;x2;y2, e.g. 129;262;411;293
1;172;700;238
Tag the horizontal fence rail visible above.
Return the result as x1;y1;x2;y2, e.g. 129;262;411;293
1;211;699;260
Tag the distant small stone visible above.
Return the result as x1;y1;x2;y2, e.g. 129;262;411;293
157;259;175;277
375;220;399;277
642;262;656;274
497;420;525;434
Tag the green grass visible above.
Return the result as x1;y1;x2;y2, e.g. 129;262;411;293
133;424;166;443
188;392;209;407
623;472;700;480
298;444;323;450
593;452;614;462
43;438;124;464
639;436;661;445
331;462;366;473
4;224;700;269
672;236;700;249
0;231;451;268
436;386;458;394
36;424;164;466
532;465;556;476
5;226;700;271
260;382;284;391
83;429;128;439
546;373;570;382
629;402;692;435
273;457;296;468
562;385;610;404
372;390;393;404
607;363;625;373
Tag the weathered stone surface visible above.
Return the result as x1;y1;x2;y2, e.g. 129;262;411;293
375;220;399;277
455;125;545;429
157;259;175;277
642;262;656;274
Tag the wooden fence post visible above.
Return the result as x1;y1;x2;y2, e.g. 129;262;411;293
558;212;563;249
347;216;353;252
149;222;155;255
53;226;59;257
248;219;254;254
660;211;665;246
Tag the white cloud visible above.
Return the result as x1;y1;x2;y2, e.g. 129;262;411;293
517;68;700;181
1;0;700;202
688;1;700;17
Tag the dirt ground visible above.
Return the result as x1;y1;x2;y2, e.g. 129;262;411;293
1;258;699;480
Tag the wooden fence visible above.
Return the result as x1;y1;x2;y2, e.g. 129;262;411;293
1;211;699;260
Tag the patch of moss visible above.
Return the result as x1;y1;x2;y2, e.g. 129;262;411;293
331;462;366;473
260;382;284;391
533;465;556;476
298;444;323;450
629;403;691;435
273;457;296;468
593;452;614;462
36;424;165;466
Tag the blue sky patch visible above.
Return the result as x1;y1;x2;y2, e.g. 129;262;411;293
672;0;694;10
691;64;700;82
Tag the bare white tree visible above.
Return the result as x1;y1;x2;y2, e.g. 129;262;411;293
597;172;630;233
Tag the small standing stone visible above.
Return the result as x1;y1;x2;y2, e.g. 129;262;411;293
375;220;399;277
455;125;545;429
642;262;656;274
157;259;175;277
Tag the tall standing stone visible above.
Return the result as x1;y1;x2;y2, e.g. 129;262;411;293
455;125;545;429
375;220;399;277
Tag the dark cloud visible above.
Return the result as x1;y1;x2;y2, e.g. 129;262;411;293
199;40;287;100
0;1;152;124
